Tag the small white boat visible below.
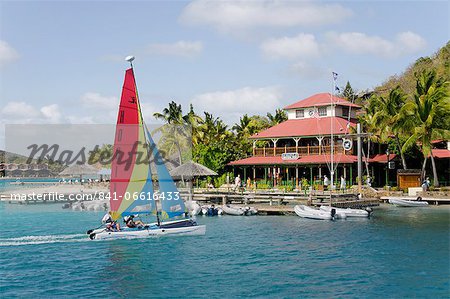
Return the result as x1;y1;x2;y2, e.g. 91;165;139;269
320;205;370;218
222;205;244;216
294;205;333;220
89;219;206;240
243;206;258;216
185;200;201;216
222;205;258;216
389;198;429;207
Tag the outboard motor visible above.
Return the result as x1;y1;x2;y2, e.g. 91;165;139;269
330;208;336;219
365;207;373;217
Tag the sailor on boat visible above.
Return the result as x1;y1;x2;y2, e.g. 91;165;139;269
124;215;145;228
102;211;120;231
85;55;206;240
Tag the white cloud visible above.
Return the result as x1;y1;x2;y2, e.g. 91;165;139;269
191;86;282;122
396;31;427;53
80;92;118;110
261;34;320;59
145;41;203;57
0;40;19;66
1;102;63;124
1;102;39;119
180;0;352;33
40;104;62;123
326;31;427;58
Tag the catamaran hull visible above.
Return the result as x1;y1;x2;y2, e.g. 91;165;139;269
91;225;206;240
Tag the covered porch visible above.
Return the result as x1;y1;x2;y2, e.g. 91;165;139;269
229;157;357;192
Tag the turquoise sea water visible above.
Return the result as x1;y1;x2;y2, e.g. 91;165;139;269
0;203;448;298
0;178;60;192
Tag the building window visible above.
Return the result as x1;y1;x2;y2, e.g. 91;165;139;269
342;107;349;117
296;109;304;118
318;107;327;116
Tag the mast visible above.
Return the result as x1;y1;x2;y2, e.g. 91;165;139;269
125;55;161;225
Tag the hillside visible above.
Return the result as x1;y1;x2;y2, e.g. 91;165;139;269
374;41;450;95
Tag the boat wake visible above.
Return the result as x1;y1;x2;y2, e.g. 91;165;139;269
0;233;88;246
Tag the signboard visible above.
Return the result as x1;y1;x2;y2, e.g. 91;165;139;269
342;138;353;151
282;153;299;160
388;161;395;169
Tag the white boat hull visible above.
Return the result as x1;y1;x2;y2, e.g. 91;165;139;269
222;205;244;216
92;224;206;240
294;205;333;220
222;205;258;216
186;201;201;216
88;219;206;239
389;198;429;207
320;205;369;217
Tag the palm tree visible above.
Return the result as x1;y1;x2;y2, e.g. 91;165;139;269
355;99;382;178
232;114;267;138
401;70;450;186
153;101;187;165
266;109;287;126
183;104;204;146
153;101;184;125
372;87;408;169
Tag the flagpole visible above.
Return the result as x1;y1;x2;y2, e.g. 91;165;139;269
330;73;335;204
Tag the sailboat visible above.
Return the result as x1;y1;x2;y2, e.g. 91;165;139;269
87;56;205;240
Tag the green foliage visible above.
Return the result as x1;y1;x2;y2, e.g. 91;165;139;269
341;81;357;102
267;109;288;126
301;177;310;189
213;172;231;188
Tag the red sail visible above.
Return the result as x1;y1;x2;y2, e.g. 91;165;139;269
109;68;140;215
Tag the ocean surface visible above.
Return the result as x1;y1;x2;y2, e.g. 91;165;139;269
0;178;60;192
0;203;448;298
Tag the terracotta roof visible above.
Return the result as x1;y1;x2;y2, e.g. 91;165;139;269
284;93;361;110
369;154;397;163
251;117;356;139
432;149;450;158
228;154;357;166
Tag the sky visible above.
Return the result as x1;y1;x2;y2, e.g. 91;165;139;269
0;0;449;149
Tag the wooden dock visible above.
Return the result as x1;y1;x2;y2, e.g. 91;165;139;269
189;191;379;211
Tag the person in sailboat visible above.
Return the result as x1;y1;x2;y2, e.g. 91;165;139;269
102;211;120;231
123;215;145;228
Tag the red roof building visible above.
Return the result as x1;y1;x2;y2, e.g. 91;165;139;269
228;93;365;188
284;93;361;109
228;92;450;188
